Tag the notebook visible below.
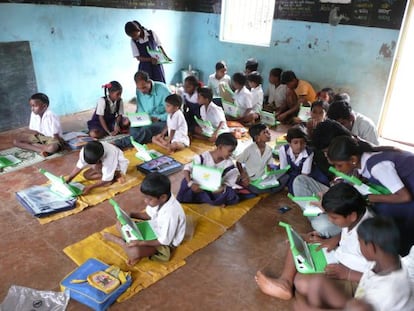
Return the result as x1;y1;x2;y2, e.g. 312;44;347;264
191;163;223;192
249;165;290;190
279;221;337;274
136;155;183;176
328;166;391;195
260;110;280;127
222;100;241;118
39;168;83;198
0;154;21;169
287;193;323;217
126;112;152;127
16;185;77;217
110;199;157;243
130;137;162;162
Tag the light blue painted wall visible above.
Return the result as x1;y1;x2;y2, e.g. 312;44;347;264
1;4;400;125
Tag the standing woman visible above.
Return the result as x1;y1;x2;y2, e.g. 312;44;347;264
125;20;171;83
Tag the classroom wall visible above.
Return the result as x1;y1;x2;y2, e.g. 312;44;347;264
0;4;401;125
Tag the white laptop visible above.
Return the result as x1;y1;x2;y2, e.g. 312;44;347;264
192;164;223;192
222;100;241;118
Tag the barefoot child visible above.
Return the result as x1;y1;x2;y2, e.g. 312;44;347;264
104;172;186;265
152;94;189;152
13;93;64;157
292;216;414;311
255;183;374;301
66;141;129;194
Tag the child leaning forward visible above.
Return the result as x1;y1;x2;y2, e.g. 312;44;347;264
104;172;186;265
177;132;240;206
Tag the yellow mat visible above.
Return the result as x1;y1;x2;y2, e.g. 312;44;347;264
63;195;264;301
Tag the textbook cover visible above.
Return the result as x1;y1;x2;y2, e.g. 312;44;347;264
136;155;183;176
16;185;77;217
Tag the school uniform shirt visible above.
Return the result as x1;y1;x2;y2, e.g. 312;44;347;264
267;83;278;106
295;79;316;104
234;86;253;116
352;112;379;145
333;209;374;272
354;263;414;311
76;142;129;182
130;29;162;58
278;145;313;174
136;80;170;122
146;194;186;247
167;109;190;146
274;84;288;109
237;143;273;180
358;152;407;194
200;102;229;132
250;85;264;113
182;90;198;104
29;108;63;137
95;97;124;116
207;73;231;98
184;151;239;187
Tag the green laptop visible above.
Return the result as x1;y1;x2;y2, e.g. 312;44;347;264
110;199;157;243
279;221;337;274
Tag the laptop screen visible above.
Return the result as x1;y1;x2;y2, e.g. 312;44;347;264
290;227;315;270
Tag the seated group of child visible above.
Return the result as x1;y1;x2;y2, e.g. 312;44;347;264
11;62;413;310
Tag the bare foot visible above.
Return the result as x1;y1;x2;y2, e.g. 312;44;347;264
126;257;141;266
102;232;125;246
255;270;293;300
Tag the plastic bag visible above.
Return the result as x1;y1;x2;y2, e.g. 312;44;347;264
0;285;69;311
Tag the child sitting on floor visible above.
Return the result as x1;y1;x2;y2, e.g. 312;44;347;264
87;81;130;139
306;100;329;138
66;141;129;195
278;126;314;193
181;75;202;134
293;216;414;311
229;72;254;125
255;183;374;301
207;60;231;101
14;93;64;157
193;87;229;142
104;172;186;265
237;123;287;194
177;132;240;206
246;71;264;124
152;94;189;152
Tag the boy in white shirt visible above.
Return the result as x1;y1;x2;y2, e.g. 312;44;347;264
292;216;414;311
193;87;229;142
229;72;254;125
14;93;64;157
152;94;190;152
247;71;263;124
66;141;129;195
104;172;186;265
207;61;231;99
255;183;374;301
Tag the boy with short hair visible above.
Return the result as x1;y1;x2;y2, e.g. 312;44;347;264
66;141;129;195
293;216;414;311
104;172;186;265
207;60;231;99
255;183;374;301
152;94;189;152
327;99;379;145
14;93;64;157
177;132;240;206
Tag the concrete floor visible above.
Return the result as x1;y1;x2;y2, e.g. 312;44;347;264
0;111;313;310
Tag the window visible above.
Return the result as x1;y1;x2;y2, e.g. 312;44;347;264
220;0;275;47
379;2;413;147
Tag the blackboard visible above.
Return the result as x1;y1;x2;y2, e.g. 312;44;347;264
1;0;220;13
274;0;407;30
0;41;37;132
